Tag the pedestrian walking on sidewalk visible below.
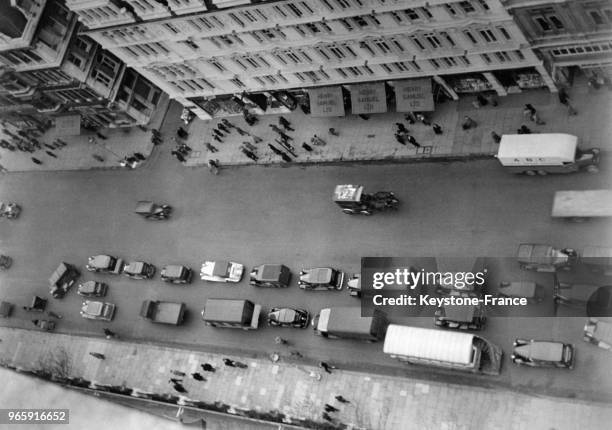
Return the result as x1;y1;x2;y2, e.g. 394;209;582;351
518;125;532;134
252;135;263;143
432;123;443;135
531;111;546;125
169;378;182;384
89;352;105;360
241;148;259;161
223;358;236;367
279;131;293;142
395;122;407;133
177;127;189;139
278;116;294;131
171;370;186;377
274;336;288;345
235;127;249;136
217;123;230;134
406;135;420;148
319;361;335;374
322;412;333;422
335;395;350;404
191;372;206;381
221;118;234;129
173;383;187;393
324;404;339;413
523;104;536;119
201;363;215;372
269;124;283;134
395;133;406;145
328;127;339;136
302;142;313;152
45;151;57;158
103;328;116;339
208;159;220;175
416;113;431;126
462;116;477;130
491;131;501;144
213;135;223;144
205;142;218;153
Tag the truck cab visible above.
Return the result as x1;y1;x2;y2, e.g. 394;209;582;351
123;261;156;279
201;299;261;330
249;264;291;288
48;262;80;299
299;267;345;290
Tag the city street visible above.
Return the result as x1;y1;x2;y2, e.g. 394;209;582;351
1;141;611;400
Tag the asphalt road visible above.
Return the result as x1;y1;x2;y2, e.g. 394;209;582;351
1;140;611;400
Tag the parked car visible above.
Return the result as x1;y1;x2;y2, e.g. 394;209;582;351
80;300;116;321
268;307;310;328
517;244;577;272
200;260;244;283
86;255;124;274
298;267;345;290
77;281;108;297
0;201;21;219
161;265;192;284
134;201;172;220
511;339;575;369
123;261;156;279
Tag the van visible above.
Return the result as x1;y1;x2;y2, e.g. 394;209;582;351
312;307;387;341
48;262;80;298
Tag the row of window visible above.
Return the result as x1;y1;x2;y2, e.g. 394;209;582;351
0;49;44;67
24;69;72;86
50;87;99;104
530;6;612;33
550;42;612;57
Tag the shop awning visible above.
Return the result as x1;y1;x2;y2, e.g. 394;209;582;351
394;78;434;112
308;86;345;117
349;82;387;114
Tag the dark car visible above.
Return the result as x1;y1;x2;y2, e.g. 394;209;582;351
160;265;192;284
511;339;575;369
267;307;310;328
77;281;108;297
123;261;156;280
134;201;172;220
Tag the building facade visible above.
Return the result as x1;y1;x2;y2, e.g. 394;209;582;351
63;0;558;119
502;0;612;86
0;0;163;130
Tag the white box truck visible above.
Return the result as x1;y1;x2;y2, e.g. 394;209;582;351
551;190;612;220
496;133;599;175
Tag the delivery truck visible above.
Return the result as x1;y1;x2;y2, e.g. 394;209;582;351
496;133;599;175
201;298;261;330
552;190;612;221
312;307;387;341
140;300;186;325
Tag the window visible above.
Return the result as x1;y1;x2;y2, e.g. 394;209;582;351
336;0;350;8
233;58;247;70
477;0;489;11
339;19;354;31
589;10;604;25
316;48;330;60
429;59;440;69
460;55;471;66
287;4;303;17
67;53;83;67
495;52;511;62
390;12;403;23
360;41;376;56
393;61;409;72
354;16;369;27
164;23;179;34
425;34;442;49
230;78;246;88
273;6;287;17
209;59;226;72
337;68;348;77
421;7;433;18
479;29;497;43
411;36;426;50
321;0;334;11
410;61;421;71
392;39;405;51
375;39;392;53
320;21;332;32
535;17;552;31
380;63;392;73
481;53;491;64
441;32;456;47
514;50;525;60
229;13;245;27
498;27;512;40
445;4;457;16
549;15;564;29
442;57;458;67
404;8;419;20
459;1;475;13
605;9;612;21
463;30;478;44
300;1;314;13
344;44;357;56
183;39;199;50
305;23;320;33
330;46;345;59
241;10;258;22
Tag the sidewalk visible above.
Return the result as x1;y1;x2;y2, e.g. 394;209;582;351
0;327;610;429
1;80;610;173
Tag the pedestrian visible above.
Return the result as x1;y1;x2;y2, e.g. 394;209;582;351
213;135;222;143
201;363;215;372
241;148;258;161
432;123;443;135
476;93;488;107
395;122;407;133
524;103;536;119
302;142;313;152
319;361;334;374
405;112;416;124
279;131;293;142
169;378;182;384
324;404;339;413
171;370;186;377
235;127;249;136
45;151;57;158
518;125;531;134
133;152;146;161
208;159;219;175
173;383;187;393
280;152;292;162
335;395;350;404
328;127;339;136
223;358;236;367
416;113;431;125
406;135;420;148
252;135;263;143
221;118;234;128
462;116;476;130
395;133;406;145
531;111;545;125
89;352;105;360
191;372;206;381
217;123;229;133
175;152;186;163
322;412;333;422
206;142;218;153
177;127;188;139
269;124;283;134
491;131;501;144
274;336;288;345
103;328;116;339
485;93;498;107
47;311;62;319
96;132;108;140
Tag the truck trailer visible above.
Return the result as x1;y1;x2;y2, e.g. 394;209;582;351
551;190;612;220
496;133;599;175
140;300;186;325
201;299;261;330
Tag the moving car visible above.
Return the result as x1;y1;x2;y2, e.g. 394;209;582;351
123;261;156;279
77;281;108;297
299;267;344;290
511;339;575;369
333;184;399;215
161;265;193;284
268;307;309;328
80;300;116;321
86;255;124;274
200;260;244;283
517;243;577;272
134;201;172;220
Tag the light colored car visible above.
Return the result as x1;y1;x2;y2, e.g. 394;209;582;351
86;255;123;274
511;339;575;369
77;281;108;297
123;261;156;279
200;260;244;283
80;300;116;321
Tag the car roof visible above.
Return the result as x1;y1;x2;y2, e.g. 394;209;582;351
79;281;97;292
301;268;333;284
514;341;564;361
84;301;103;314
126;261;145;272
91;255;111;266
212;261;230;277
272;308;297;322
162;265;186;277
